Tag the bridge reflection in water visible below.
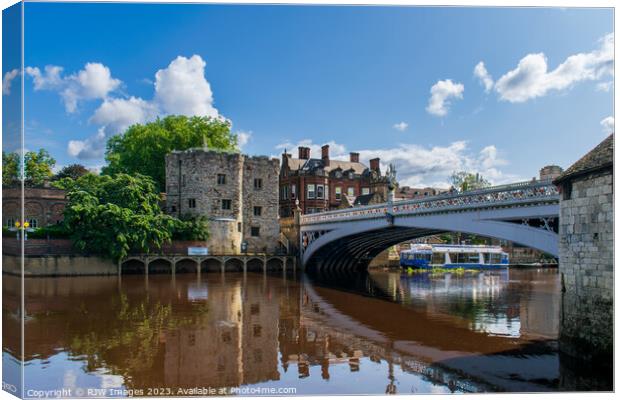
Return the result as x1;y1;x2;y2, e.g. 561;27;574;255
2;269;611;395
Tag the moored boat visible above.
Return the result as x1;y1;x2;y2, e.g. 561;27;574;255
400;244;509;269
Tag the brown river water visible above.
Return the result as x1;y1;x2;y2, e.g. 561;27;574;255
1;268;610;396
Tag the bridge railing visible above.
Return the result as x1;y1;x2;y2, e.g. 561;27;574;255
301;179;559;225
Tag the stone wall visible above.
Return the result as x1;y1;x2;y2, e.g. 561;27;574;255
165;149;281;254
558;169;613;365
2;187;67;228
3;254;118;276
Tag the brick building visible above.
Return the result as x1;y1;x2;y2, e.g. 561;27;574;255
165;148;280;254
279;145;390;216
2;186;67;229
395;186;448;200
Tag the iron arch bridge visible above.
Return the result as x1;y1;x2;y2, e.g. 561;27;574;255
300;180;560;271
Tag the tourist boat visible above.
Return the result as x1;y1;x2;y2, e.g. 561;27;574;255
399;244;509;269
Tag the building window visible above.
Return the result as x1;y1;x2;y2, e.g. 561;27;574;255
291;184;296;199
170;205;177;213
349;172;354;179
316;184;324;199
253;325;262;337
307;184;316;199
182;175;187;186
188;198;196;208
222;199;232;210
362;187;370;195
217;174;226;184
251;226;260;237
254;178;263;190
347;187;355;197
335;187;342;200
253;206;262;216
282;185;289;200
6;218;15;228
27;218;38;229
237;222;242;232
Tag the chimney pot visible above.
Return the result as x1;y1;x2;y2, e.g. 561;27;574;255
298;146;310;160
350;152;360;163
321;145;330;166
370;158;380;171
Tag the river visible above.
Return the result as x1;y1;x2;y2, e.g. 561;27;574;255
1;268;610;396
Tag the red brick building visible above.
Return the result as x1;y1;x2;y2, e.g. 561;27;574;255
279;145;389;216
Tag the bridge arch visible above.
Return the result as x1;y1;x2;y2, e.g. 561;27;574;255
176;258;199;273
121;258;146;274
300;180;560;271
148;258;173;274
201;257;222;272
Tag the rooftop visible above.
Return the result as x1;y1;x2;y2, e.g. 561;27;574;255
554;134;613;184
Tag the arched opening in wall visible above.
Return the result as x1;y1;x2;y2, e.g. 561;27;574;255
202;258;221;273
246;258;264;272
121;259;146;275
176;258;198;274
148;258;173;274
224;258;244;272
266;258;283;271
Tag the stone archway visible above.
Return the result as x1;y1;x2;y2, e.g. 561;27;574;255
121;259;146;274
246;258;264;272
201;258;222;273
176;258;198;274
148;258;173;274
224;258;244;272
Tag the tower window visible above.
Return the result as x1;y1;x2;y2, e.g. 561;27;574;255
188;198;196;208
217;174;226;184
222;199;232;210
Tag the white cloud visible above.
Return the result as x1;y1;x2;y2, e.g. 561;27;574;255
393;121;409;132
46;54;224;159
25;65;64;90
600;116;614;134
90;96;159;136
154;55;219;117
426;79;464;117
26;63;121;112
237;131;252;149
67;128;107;160
494;33;613;103
275;139;519;188
2;69;20;95
474;61;494;93
596;81;613;92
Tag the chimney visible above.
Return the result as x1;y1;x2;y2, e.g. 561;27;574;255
298;146;310;160
321;145;330;166
370;158;380;172
350;152;360;163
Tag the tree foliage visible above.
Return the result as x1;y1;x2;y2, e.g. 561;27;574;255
3;149;57;186
53;164;90;181
2;151;19;186
58;173;208;261
102;115;237;190
25;149;56;186
449;171;491;192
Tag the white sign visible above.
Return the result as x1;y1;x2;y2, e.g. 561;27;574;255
188;247;209;255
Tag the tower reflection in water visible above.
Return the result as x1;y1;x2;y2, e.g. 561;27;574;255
1;267;609;394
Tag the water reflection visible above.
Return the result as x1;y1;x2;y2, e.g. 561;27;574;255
1;268;609;395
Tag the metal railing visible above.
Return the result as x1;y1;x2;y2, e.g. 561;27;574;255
301;179;559;225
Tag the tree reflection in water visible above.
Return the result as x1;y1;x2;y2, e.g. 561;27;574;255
1;269;611;394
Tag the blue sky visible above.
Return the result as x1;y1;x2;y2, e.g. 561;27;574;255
2;3;614;187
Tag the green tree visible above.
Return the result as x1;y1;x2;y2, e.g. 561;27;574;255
53;163;91;181
102;115;237;190
449;171;491;192
2;151;19;186
25;149;56;186
58;173;208;261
